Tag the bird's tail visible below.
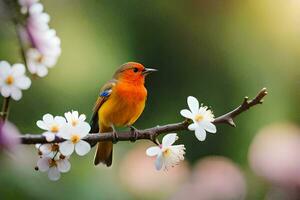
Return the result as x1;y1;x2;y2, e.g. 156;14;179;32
94;125;113;166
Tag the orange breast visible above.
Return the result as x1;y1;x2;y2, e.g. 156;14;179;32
98;82;147;127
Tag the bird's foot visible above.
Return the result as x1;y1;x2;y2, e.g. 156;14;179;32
112;131;119;144
129;126;139;142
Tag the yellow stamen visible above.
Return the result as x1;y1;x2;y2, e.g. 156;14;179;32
163;148;171;157
36;55;44;63
70;134;80;144
50;125;59;133
5;75;14;85
194;114;204;122
71;119;78;127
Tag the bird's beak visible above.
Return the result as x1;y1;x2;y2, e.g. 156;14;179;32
142;68;158;75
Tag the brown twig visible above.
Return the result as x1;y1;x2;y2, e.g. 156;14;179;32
1;1;27;122
213;87;267;127
14;23;29;69
19;88;267;145
0;97;10;121
4;0;29;69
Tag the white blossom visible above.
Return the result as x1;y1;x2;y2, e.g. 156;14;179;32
180;96;216;141
37;153;71;181
146;133;185;170
26;48;58;77
18;1;61;77
18;0;39;13
64;110;86;127
36;114;66;142
59;122;91;156
35;143;59;156
0;61;31;101
0;121;21;152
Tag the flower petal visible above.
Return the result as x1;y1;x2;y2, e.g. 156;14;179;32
155;153;163;170
1;86;11;97
27;62;38;74
195;127;207;141
29;3;43;14
203;121;217;133
10;87;22;101
57;159;71;173
43;114;54;124
48;167;61;181
146;146;160;156
36;120;48;130
73;111;79;119
15;77;31;89
37;157;50;172
36;65;48;77
188;123;197;131
59;141;74;156
54;116;66;125
0;61;11;78
11;63;25;77
39;144;52;154
75;140;91;156
77;122;91;137
187;96;199;114
180;109;193;119
59;127;71;139
79;114;86;121
64;112;72;122
162;133;178;147
43;132;55;142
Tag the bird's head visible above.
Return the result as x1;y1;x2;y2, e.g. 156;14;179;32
114;62;157;84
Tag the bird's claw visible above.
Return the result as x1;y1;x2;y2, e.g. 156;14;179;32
112;131;119;144
129;126;138;142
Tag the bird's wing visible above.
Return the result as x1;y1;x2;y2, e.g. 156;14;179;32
90;79;117;135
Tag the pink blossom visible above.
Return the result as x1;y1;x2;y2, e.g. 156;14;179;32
171;156;247;200
249;123;300;187
0;121;20;153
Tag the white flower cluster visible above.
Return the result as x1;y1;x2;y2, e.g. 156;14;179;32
18;0;61;77
146;96;217;170
0;1;60;101
35;111;91;181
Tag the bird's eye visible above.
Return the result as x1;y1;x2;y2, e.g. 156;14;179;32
133;68;139;73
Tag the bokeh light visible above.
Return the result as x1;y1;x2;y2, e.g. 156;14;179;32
171;156;246;200
249;123;300;187
119;143;190;200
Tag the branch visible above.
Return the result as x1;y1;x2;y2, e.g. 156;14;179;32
213;87;267;127
14;22;29;69
0;97;10;121
19;88;267;145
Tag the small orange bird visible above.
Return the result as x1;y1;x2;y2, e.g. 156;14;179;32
90;62;157;166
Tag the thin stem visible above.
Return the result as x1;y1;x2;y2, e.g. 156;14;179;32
4;0;29;68
0;1;25;122
0;97;10;121
213;88;267;127
14;23;28;68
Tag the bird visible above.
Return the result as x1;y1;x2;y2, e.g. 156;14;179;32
90;62;157;166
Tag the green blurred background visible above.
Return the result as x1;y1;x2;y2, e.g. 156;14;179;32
0;0;299;199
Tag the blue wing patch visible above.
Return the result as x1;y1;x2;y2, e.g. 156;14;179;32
99;89;111;97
